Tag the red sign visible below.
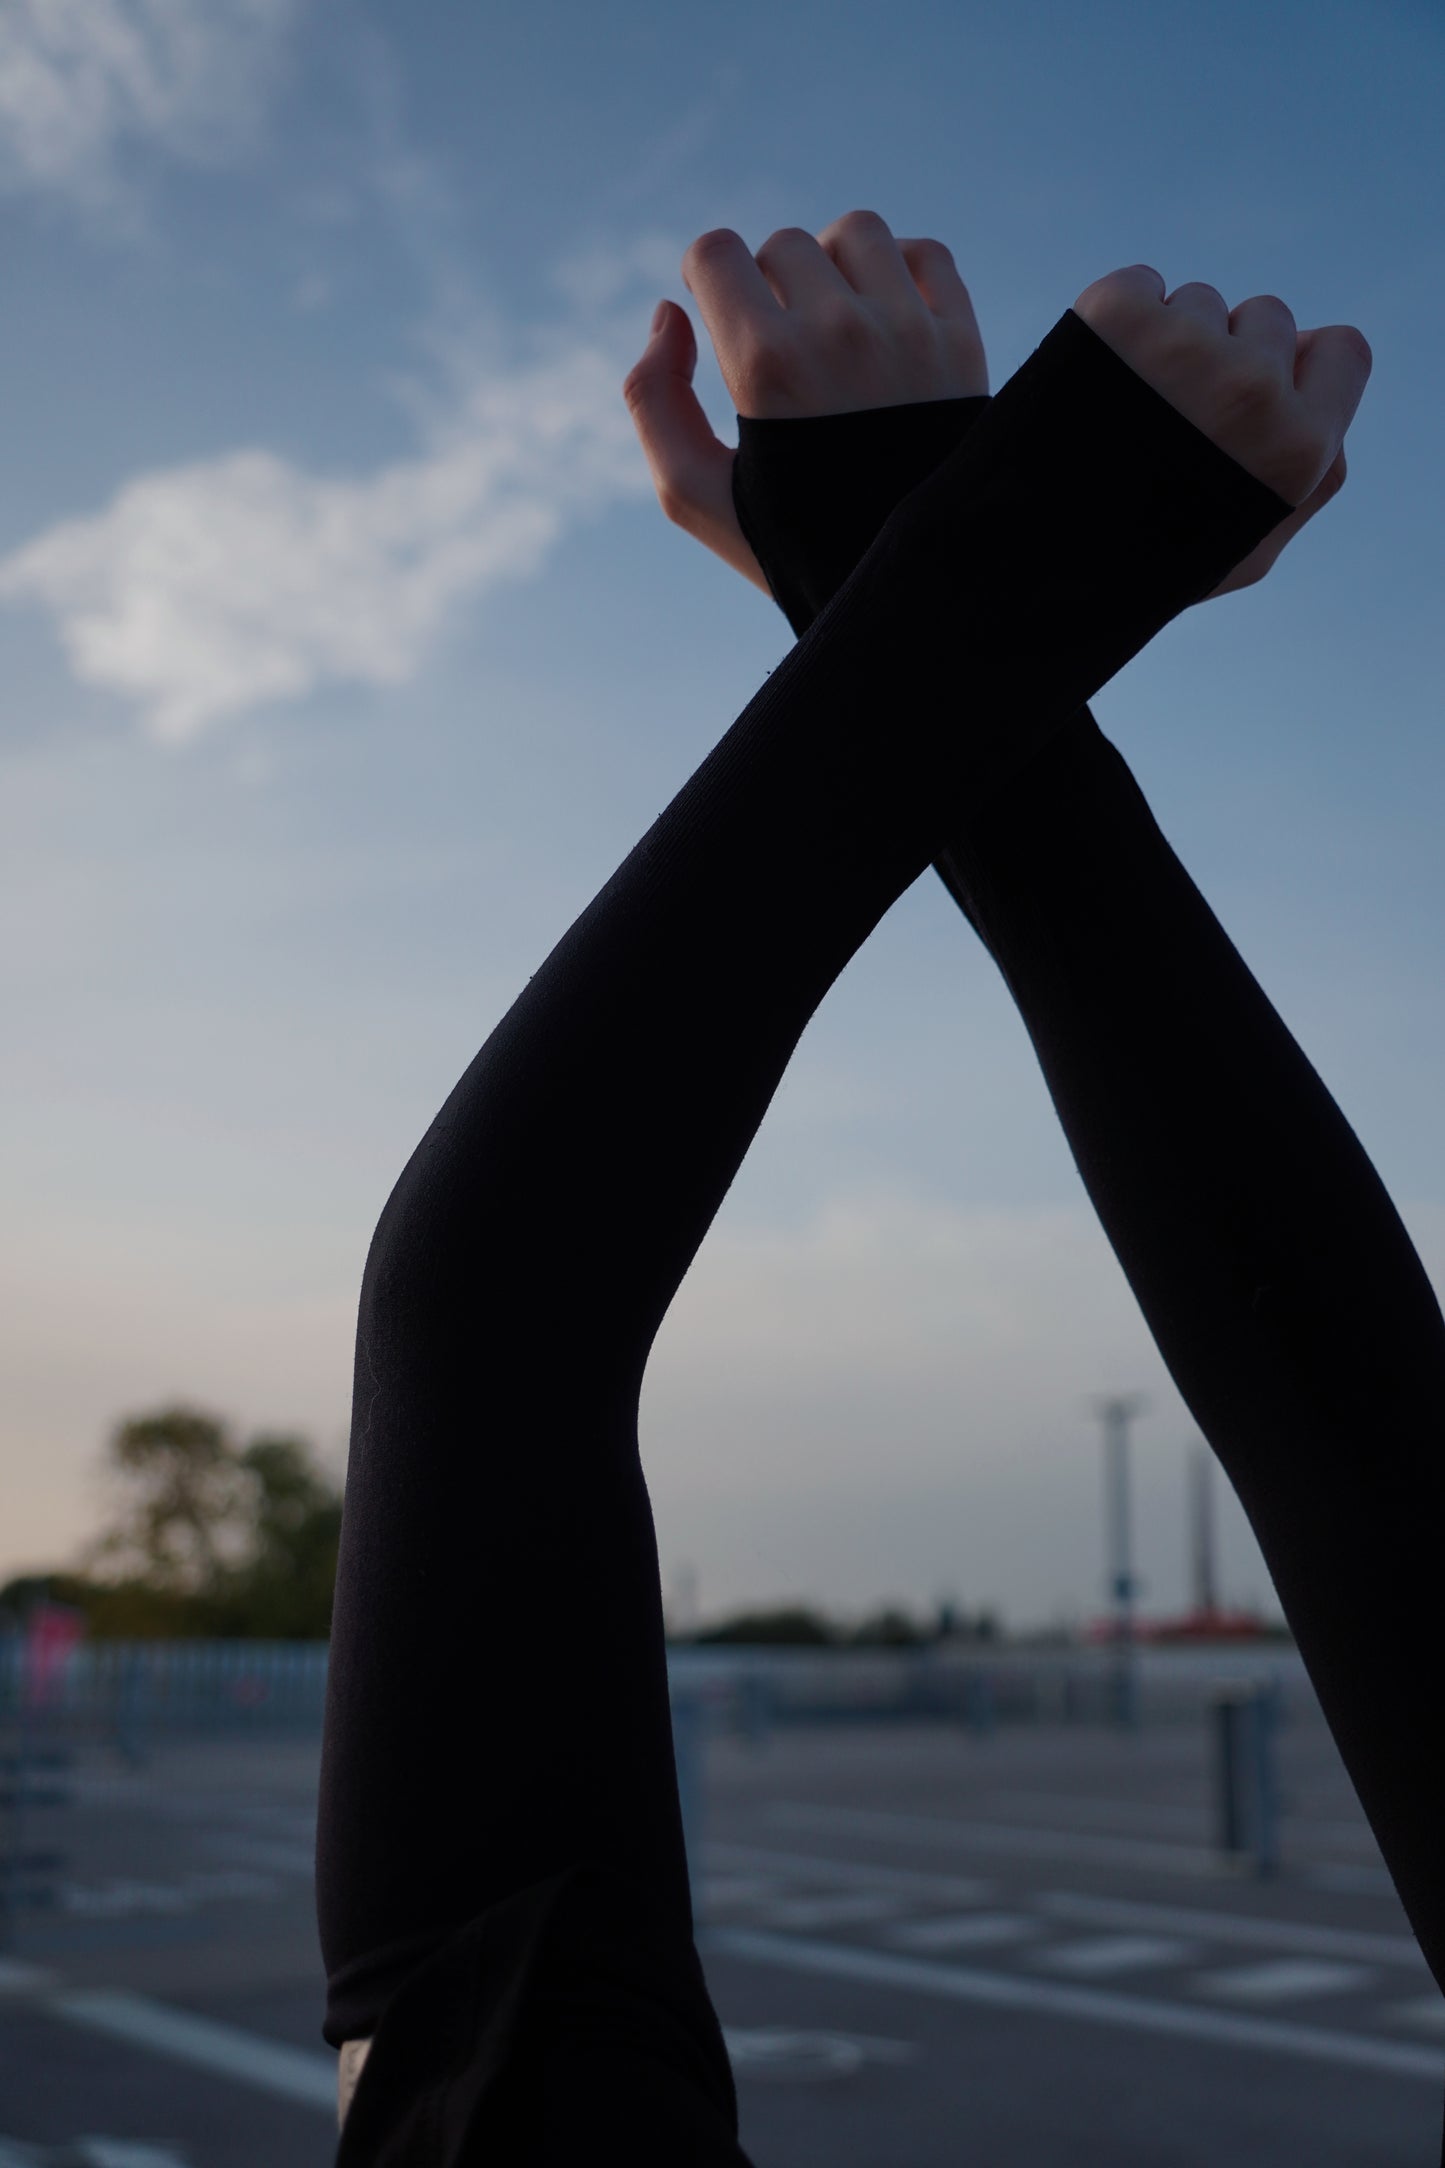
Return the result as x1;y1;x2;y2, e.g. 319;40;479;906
23;1602;87;1709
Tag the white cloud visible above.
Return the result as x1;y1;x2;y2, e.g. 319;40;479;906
0;16;734;750
0;0;301;209
0;288;686;746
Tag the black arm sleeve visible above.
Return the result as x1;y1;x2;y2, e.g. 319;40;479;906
733;369;1445;2021
316;309;1290;2163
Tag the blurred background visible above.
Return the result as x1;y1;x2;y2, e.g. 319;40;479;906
1;1;1442;2162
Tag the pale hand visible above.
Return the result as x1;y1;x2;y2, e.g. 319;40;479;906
622;208;987;599
622;214;1367;608
1073;263;1372;598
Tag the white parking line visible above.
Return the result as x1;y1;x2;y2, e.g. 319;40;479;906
705;1839;998;1906
1384;1998;1445;2037
1196;1959;1376;2003
884;1913;1044;1953
1307;1863;1397;1896
700;1926;1445;2083
1031;1935;1197;1977
765;1801;1248;1877
707;1843;1432;1974
1034;1891;1429;1971
754;1892;909;1931
59;1869;281;1918
44;1991;336;2113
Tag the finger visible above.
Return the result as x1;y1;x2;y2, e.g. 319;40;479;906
752;223;857;314
894;236;981;326
621;300;739;529
1163;279;1231;335
1075;262;1166;318
1293;322;1374;441
680;225;786;358
896;236;989;393
814;207;918;309
1227;292;1299;377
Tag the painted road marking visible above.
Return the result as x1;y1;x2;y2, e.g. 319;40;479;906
708;1843;1431;1973
1030;1934;1198;1977
722;2027;920;2080
705;1840;998;1907
697;1874;786;1910
60;1869;281;1918
1033;1890;1428;1971
1383;1997;1445;2036
44;1990;336;2112
698;1926;1445;2082
884;1912;1044;1953
754;1892;909;1931
60;1881;190;1918
1307;1862;1397;1896
1195;1959;1376;2003
196;1836;314;1877
766;1801;1251;1877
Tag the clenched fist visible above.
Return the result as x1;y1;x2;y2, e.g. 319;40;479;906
1072;264;1371;510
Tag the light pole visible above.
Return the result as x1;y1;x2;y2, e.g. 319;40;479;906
1190;1440;1219;1621
1088;1393;1148;1729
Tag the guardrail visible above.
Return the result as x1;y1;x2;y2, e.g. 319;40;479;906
0;1741;76;1952
0;1635;1295;1898
0;1635;331;1747
0;1632;1303;1741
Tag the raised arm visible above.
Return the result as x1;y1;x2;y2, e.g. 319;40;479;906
321;248;1291;2135
627;222;1445;2012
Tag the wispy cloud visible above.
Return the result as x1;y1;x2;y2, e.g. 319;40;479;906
0;293;683;745
0;0;303;218
0;17;746;750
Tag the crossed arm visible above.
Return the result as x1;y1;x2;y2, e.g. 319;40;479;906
626;223;1445;2000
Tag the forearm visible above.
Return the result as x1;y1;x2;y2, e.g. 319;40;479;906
940;711;1445;1987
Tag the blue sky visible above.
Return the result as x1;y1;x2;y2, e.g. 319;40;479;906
2;0;1442;1635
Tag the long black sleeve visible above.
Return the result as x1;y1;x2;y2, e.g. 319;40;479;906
317;310;1290;2164
734;369;1445;2022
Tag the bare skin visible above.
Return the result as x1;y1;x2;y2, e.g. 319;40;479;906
622;208;1370;607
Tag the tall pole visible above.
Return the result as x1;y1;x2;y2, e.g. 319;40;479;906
1190;1441;1219;1620
1089;1394;1148;1728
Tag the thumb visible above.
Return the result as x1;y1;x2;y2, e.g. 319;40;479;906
622;300;738;531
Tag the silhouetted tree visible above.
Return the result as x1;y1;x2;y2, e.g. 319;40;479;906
694;1605;838;1647
38;1401;347;1638
846;1606;928;1648
201;1434;343;1638
74;1404;253;1594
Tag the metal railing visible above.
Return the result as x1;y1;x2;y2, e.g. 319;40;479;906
0;1634;1295;1929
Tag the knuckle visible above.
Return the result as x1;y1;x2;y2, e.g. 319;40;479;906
911;235;958;270
682;227;740;274
755;224;813;261
837;206;890;233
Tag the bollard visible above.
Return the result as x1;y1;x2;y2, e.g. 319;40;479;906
1212;1681;1280;1877
734;1668;772;1750
963;1669;995;1740
670;1688;706;1913
114;1646;150;1766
